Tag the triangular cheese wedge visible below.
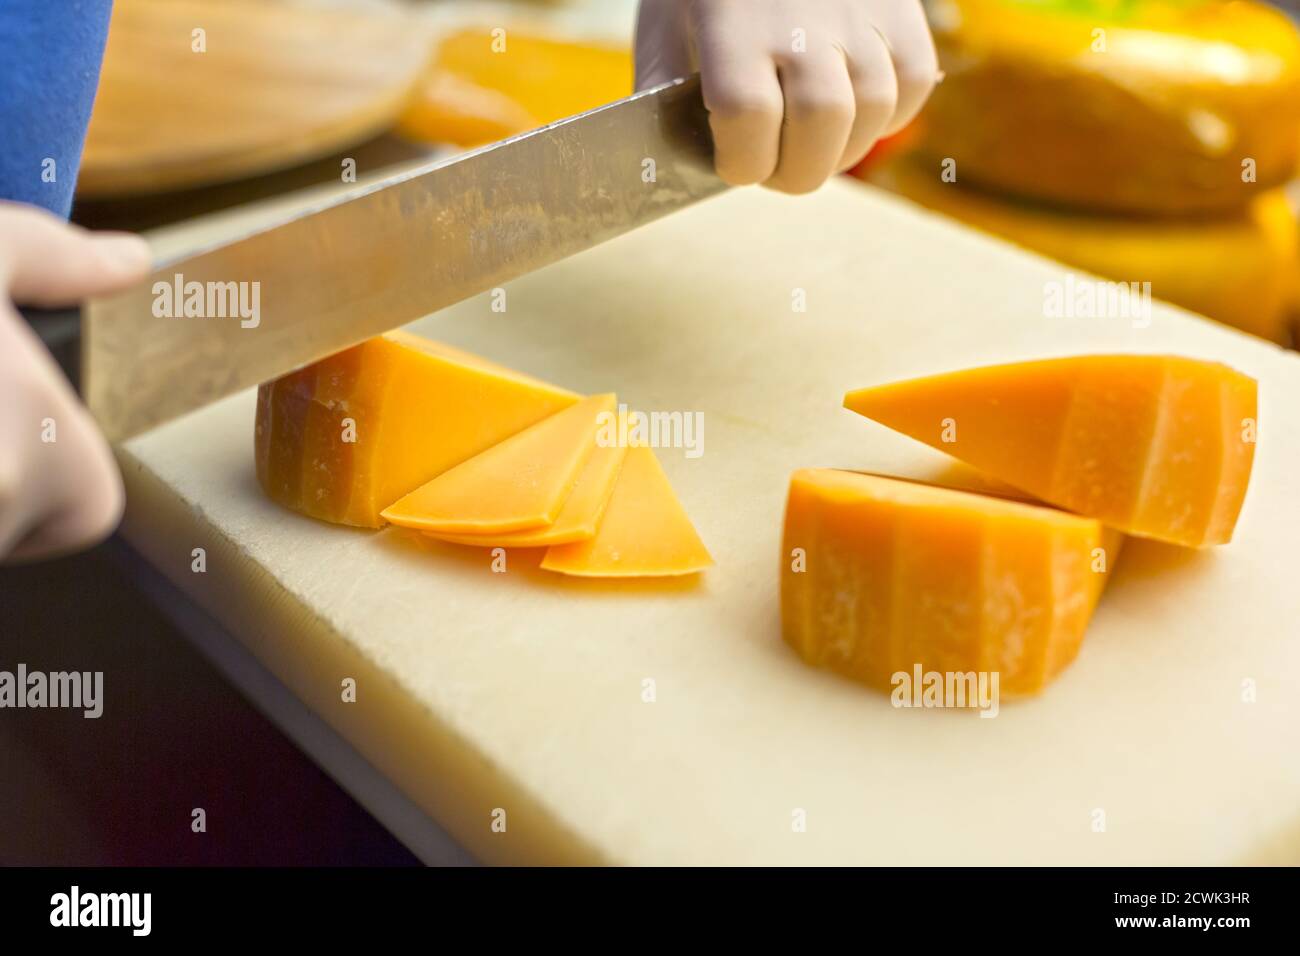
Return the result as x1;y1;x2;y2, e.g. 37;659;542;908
782;469;1122;696
844;354;1257;548
541;446;712;577
427;441;628;548
382;393;616;534
255;331;578;528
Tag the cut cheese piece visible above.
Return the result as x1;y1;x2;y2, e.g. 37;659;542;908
426;440;628;548
920;0;1300;215
863;156;1300;343
382;393;616;534
541;446;712;577
254;330;578;528
845;354;1257;548
781;469;1122;697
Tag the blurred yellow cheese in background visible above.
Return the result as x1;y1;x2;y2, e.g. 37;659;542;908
395;69;538;148
397;28;633;147
864;155;1299;343
920;0;1300;215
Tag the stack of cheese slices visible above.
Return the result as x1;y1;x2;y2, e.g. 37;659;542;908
255;331;711;579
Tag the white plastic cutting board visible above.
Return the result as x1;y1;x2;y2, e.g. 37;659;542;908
120;179;1300;865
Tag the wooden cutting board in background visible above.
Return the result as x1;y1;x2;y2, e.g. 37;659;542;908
121;179;1300;865
79;0;435;197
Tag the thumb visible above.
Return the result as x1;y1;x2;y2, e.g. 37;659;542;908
0;202;151;307
634;0;694;90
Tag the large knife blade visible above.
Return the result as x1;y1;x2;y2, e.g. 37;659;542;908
82;76;725;442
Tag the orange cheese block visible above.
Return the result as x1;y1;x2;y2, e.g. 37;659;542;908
541;446;712;577
845;355;1257;548
425;440;628;548
254;331;577;528
381;393;616;534
781;469;1122;696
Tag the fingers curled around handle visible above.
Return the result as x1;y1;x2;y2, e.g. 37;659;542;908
695;25;786;188
767;50;862;194
836;28;902;174
873;7;941;136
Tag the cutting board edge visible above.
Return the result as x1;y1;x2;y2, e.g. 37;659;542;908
116;442;614;867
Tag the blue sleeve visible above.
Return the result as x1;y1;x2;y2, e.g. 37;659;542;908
0;1;114;218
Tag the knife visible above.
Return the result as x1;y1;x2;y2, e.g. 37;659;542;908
26;76;725;443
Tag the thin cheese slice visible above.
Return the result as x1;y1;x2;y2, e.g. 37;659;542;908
541;446;712;577
781;469;1122;696
382;393;616;534
254;331;578;528
426;441;628;548
844;354;1257;548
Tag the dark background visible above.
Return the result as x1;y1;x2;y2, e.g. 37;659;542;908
0;543;418;866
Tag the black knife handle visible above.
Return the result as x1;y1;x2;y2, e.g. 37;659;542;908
19;305;83;391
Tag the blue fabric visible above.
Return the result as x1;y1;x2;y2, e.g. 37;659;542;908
0;1;114;218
